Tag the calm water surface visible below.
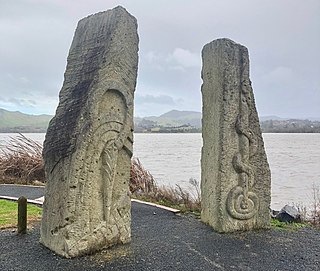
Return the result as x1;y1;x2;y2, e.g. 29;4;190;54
1;133;319;210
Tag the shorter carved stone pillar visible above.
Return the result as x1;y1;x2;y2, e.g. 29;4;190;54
201;38;271;232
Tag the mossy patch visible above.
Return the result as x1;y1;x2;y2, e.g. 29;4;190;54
271;219;307;231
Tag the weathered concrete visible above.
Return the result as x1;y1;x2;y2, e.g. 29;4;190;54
40;6;138;257
201;38;271;232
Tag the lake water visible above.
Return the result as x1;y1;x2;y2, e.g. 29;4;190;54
1;133;319;210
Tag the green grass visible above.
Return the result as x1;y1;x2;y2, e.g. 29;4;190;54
271;219;307;231
0;199;42;229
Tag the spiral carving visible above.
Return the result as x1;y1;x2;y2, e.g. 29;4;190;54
226;186;259;220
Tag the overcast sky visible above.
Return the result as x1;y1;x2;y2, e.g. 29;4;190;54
0;0;319;118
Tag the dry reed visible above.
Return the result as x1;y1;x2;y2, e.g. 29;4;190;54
0;134;44;184
292;183;320;226
152;183;201;213
130;158;201;213
2;135;320;219
310;183;320;225
130;158;157;194
1;135;201;213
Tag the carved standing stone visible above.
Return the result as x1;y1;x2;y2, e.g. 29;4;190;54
201;38;271;232
40;6;138;257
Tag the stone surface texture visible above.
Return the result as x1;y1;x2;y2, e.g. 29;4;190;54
201;38;271;232
40;6;138;257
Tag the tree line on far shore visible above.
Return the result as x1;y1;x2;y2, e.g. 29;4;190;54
1;108;320;133
1;119;320;133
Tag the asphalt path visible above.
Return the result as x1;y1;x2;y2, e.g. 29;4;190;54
0;185;319;271
0;184;44;200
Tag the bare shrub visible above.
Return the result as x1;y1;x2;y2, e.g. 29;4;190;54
0;134;44;184
148;184;201;213
189;177;201;207
292;202;308;222
292;183;320;226
310;183;320;225
130;158;201;213
1;135;201;213
130;158;157;194
153;185;181;204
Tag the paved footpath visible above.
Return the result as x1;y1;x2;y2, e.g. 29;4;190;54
0;185;320;271
0;184;44;201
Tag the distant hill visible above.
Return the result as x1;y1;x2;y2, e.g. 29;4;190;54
160;110;200;119
260;119;320;133
259;115;287;121
142;110;202;128
1;108;319;133
260;115;320;122
135;110;320;133
0;108;52;133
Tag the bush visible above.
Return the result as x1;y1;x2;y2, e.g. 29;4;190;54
130;158;157;194
0;134;44;184
130;160;201;213
0;135;201;213
153;182;201;213
310;183;320;225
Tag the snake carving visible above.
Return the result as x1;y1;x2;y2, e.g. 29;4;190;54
226;81;259;220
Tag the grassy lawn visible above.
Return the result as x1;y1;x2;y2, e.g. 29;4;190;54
0;199;42;229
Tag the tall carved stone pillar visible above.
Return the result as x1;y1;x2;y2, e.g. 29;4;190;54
201;38;271;232
40;6;138;257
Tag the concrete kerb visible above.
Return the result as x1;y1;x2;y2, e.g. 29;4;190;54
0;183;45;188
131;199;180;213
0;195;181;213
0;195;44;207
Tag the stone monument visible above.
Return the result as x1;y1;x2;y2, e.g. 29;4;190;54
40;6;139;257
201;38;271;232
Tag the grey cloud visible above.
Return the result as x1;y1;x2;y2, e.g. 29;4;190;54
135;94;177;105
166;48;201;69
7;98;36;107
0;0;319;118
143;48;200;72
